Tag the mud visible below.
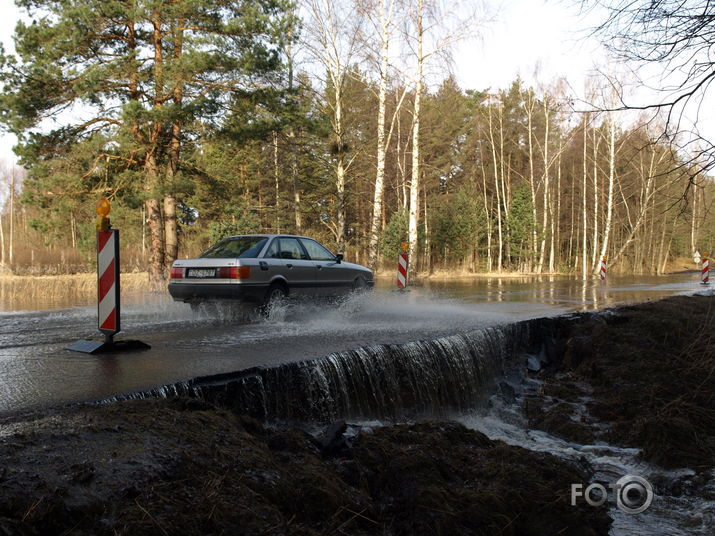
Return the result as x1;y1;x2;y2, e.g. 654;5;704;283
524;294;715;472
0;398;609;535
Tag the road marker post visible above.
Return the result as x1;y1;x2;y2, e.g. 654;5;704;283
701;252;710;285
599;257;607;281
397;242;409;290
67;198;150;354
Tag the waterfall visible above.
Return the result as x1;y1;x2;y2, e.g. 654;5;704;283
101;315;574;422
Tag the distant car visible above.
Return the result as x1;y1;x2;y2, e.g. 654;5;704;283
168;234;374;310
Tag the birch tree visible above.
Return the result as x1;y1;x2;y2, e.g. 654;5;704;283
404;0;483;275
303;0;365;253
361;0;408;269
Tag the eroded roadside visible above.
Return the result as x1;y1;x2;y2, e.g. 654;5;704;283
523;294;714;474
0;294;712;535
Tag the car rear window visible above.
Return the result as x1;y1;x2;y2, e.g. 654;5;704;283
200;237;268;258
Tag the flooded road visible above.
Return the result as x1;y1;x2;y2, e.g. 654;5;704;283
0;272;704;413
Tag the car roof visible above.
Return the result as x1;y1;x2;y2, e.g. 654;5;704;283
224;234;314;240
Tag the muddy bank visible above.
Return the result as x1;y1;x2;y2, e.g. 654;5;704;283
0;398;609;535
0;294;712;535
523;294;714;472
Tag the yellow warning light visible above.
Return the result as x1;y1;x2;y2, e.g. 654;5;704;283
96;197;111;217
401;241;408;253
704;252;709;258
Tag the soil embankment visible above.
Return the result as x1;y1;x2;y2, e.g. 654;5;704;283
0;294;713;535
524;294;714;473
0;399;609;535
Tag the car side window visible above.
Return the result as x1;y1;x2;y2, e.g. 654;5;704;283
266;239;281;259
278;238;309;260
300;239;336;261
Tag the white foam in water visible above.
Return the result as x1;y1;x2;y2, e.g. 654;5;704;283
253;289;513;339
456;400;713;536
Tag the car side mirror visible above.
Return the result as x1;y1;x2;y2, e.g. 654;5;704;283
335;253;343;264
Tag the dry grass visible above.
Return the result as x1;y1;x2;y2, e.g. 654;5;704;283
0;272;160;310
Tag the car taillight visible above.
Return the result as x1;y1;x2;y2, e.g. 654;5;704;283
170;267;184;279
218;266;251;279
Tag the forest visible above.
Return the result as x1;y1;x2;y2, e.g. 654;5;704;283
0;0;713;281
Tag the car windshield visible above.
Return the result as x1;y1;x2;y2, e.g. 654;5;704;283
200;237;268;258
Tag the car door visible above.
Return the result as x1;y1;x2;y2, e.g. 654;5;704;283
271;237;317;296
299;238;347;296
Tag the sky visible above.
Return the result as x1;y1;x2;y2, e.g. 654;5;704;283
0;0;709;168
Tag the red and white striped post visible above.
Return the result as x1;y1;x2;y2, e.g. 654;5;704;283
67;197;148;354
397;241;409;289
599;256;607;280
701;252;710;285
97;227;120;340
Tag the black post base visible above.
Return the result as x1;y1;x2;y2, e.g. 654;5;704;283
66;339;151;354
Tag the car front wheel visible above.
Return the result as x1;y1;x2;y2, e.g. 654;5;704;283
352;276;368;292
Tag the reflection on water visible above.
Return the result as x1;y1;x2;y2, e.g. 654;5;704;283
419;273;701;311
0;272;704;313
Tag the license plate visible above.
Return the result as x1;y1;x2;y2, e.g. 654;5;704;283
187;268;216;278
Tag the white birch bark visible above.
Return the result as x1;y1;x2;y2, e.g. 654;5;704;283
407;0;423;274
595;114;616;274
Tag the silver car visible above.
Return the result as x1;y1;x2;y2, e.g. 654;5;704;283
168;234;374;309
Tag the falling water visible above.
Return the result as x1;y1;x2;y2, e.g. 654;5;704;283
101;314;571;422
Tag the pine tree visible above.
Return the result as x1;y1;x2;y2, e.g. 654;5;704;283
0;0;295;281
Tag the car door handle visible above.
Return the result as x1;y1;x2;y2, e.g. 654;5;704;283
316;265;322;270
286;263;293;268
259;261;269;271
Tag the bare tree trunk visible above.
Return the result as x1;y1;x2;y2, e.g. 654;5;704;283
691;176;699;254
595;116;616;274
9;166;15;266
499;109;510;264
591;126;600;269
488;105;503;272
163;8;182;268
368;0;394;270
549;145;561;272
0;192;4;268
479;147;492;272
70;212;76;249
147;6;167;281
568;163;575;266
334;81;348;252
407;0;424;275
537;100;551;272
273;131;281;233
292;157;302;233
525;90;538;272
582;118;588;279
610;143;660;267
146;197;165;283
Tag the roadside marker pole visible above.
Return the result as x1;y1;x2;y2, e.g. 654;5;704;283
702;252;710;285
599;257;607;280
97;228;120;341
397;242;408;289
67;198;149;354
